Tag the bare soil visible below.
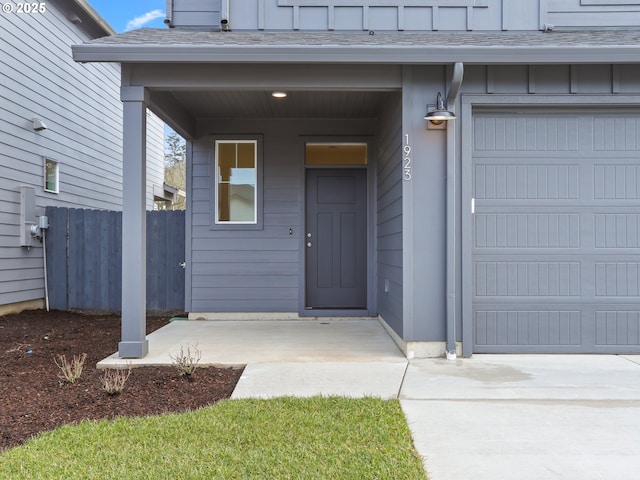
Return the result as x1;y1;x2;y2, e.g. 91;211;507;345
0;310;243;451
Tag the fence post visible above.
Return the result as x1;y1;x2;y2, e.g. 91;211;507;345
44;206;69;310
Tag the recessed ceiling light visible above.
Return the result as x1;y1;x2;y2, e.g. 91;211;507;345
272;91;287;98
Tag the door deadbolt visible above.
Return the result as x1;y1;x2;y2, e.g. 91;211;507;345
306;232;312;238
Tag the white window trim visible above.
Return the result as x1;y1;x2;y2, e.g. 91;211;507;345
44;157;59;194
214;139;258;225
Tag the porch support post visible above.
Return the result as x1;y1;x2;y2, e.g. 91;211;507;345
119;86;148;358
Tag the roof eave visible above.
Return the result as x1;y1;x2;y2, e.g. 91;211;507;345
72;44;640;65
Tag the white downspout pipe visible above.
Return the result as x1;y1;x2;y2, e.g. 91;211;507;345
221;0;230;30
446;62;464;360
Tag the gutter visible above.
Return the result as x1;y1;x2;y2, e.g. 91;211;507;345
446;62;463;360
69;0;115;37
72;44;640;64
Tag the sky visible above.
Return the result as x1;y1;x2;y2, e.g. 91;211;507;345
89;1;167;33
87;2;178;139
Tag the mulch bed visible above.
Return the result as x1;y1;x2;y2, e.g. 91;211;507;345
0;310;243;451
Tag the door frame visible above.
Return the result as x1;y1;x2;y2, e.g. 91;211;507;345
298;136;376;317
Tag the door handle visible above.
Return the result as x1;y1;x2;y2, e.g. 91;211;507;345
306;242;312;248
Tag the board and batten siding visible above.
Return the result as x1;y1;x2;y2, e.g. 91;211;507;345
0;2;164;308
376;93;403;335
188;118;377;313
545;0;640;29
171;0;640;31
167;0;222;29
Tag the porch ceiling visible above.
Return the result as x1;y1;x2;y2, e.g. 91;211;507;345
164;90;393;119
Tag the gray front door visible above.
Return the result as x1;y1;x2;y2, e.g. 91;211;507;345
305;169;367;309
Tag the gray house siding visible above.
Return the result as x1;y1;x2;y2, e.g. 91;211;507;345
545;0;640;29
394;63;640;348
171;0;640;31
376;93;404;335
167;0;222;29
0;1;164;310
73;0;640;356
188;117;378;313
146;111;166;205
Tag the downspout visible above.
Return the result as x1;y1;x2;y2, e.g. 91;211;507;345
446;62;464;360
221;0;230;30
164;0;173;27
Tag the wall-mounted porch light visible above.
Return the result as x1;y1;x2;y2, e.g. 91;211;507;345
424;92;456;127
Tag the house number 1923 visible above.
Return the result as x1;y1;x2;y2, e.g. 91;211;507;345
403;134;412;181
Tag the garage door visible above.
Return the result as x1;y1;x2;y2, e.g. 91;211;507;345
472;111;640;353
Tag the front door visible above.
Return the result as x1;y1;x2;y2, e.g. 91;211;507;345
305;169;367;309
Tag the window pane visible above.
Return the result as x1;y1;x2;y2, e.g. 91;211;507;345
306;143;367;165
216;141;257;224
45;159;58;193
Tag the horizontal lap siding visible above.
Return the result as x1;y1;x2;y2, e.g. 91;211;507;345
146;112;166;207
189;118;376;313
376;94;403;334
189;121;300;312
0;4;124;306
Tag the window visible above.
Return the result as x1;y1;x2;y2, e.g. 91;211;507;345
305;143;368;165
44;158;59;193
215;140;257;224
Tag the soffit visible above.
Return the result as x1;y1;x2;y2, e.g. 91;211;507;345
168;90;392;118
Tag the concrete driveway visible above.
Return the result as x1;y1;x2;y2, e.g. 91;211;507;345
401;355;640;480
99;320;640;479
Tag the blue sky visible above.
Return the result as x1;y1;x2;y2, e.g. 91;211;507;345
89;1;167;33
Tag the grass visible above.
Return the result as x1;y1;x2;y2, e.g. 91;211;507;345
0;397;426;479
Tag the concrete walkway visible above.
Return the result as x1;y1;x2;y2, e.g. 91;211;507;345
99;320;640;479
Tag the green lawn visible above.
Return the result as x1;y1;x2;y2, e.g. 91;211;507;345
0;397;426;479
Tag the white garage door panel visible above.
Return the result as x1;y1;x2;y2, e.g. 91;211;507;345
472;111;640;353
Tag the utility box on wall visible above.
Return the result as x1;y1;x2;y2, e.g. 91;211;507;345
19;186;36;248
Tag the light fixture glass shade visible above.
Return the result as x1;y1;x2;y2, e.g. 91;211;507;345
424;110;456;121
424;91;456;123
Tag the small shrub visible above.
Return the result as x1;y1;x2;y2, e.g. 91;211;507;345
170;344;202;377
54;353;87;384
100;366;132;395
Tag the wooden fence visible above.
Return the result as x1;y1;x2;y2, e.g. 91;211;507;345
45;207;185;312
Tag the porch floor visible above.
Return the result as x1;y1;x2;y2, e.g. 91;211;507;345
98;318;408;399
98;318;406;368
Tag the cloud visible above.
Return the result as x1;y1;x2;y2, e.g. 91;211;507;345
125;9;165;31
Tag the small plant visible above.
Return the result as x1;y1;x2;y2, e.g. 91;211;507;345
170;343;202;378
100;366;132;395
54;353;87;384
